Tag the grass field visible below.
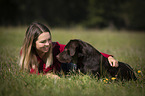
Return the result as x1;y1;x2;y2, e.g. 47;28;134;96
0;27;145;96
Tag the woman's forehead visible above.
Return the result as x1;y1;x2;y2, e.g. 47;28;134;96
37;32;51;40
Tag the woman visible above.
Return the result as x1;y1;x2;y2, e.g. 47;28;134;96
19;22;118;78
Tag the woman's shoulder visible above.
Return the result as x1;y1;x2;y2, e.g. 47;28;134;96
52;42;65;47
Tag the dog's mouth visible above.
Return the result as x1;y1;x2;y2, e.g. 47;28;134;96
56;54;72;63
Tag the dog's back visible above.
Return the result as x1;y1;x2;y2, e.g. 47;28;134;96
80;40;137;81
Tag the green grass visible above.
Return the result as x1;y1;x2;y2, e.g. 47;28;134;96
0;27;145;96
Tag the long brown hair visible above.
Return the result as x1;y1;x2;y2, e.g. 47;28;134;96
19;22;53;72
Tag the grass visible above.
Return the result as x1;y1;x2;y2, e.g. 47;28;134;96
0;27;145;96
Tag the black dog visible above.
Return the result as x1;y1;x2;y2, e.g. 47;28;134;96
57;39;137;81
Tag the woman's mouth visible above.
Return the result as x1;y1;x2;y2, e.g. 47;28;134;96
43;47;49;52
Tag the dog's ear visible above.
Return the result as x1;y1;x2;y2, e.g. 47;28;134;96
79;40;87;55
69;47;76;56
70;40;85;57
67;40;79;56
69;43;79;56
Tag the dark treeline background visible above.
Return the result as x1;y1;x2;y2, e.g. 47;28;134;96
0;0;145;30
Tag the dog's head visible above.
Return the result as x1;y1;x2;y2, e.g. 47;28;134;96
56;39;86;63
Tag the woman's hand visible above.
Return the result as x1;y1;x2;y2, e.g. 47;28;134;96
108;56;118;67
45;73;60;79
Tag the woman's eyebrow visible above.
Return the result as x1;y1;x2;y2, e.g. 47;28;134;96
39;39;51;42
39;39;46;42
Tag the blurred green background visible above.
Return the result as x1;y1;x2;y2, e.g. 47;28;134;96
0;0;145;31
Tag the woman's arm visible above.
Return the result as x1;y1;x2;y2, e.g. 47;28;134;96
45;73;60;79
100;52;118;67
100;52;112;58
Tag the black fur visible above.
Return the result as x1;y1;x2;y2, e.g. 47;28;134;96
57;39;137;81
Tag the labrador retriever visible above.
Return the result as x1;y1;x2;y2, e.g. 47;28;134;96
57;39;137;81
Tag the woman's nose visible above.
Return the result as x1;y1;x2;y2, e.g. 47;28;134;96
45;41;49;46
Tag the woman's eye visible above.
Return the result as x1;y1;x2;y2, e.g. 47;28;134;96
48;39;51;42
40;40;46;43
40;39;51;43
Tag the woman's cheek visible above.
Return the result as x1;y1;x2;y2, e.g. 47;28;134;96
40;43;44;47
36;43;44;49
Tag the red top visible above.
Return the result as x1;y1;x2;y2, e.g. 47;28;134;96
21;42;111;74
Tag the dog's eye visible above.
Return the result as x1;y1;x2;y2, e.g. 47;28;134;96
67;50;70;55
64;48;71;55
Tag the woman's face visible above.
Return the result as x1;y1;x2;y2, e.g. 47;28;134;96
35;32;52;54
